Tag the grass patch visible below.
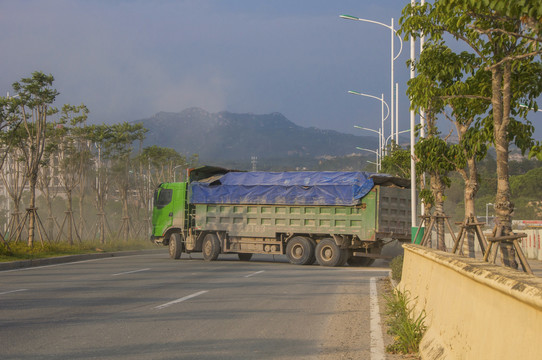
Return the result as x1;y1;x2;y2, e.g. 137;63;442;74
0;240;158;262
384;286;426;355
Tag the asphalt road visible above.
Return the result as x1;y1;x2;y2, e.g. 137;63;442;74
0;251;391;360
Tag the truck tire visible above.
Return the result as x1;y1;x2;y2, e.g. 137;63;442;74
316;238;346;267
238;253;253;261
202;233;220;261
169;233;183;260
286;236;315;265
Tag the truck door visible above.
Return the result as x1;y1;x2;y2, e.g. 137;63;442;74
151;184;175;237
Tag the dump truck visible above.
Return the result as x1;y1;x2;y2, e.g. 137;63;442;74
151;166;411;267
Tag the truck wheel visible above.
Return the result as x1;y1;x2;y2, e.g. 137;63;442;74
347;256;375;267
202;233;220;261
315;238;345;267
238;253;253;261
169;233;183;260
286;236;315;265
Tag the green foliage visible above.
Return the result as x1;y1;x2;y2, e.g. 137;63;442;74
381;144;411;178
384;288;426;355
510;167;542;195
390;255;404;282
400;0;542;230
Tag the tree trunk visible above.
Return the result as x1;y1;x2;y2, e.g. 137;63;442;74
27;176;37;247
463;157;479;257
66;190;73;246
431;172;446;251
78;192;85;240
122;187;129;241
492;63;517;268
99;199;106;245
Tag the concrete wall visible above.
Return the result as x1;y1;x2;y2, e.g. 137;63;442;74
399;244;542;360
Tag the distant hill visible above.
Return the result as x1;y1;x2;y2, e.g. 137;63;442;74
135;107;378;168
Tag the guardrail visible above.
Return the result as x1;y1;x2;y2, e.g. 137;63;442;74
400;244;542;359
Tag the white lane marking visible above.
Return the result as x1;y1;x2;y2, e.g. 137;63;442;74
112;268;151;276
2;257;116;273
244;270;265;278
370;277;385;360
154;290;209;310
1;254;157;273
0;289;28;295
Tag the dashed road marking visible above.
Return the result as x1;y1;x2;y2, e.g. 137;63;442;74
112;268;151;276
154;290;209;310
0;289;28;296
244;270;265;278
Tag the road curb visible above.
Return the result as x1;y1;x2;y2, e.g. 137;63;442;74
0;249;166;271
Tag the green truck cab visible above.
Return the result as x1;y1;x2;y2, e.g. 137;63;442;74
151;182;186;237
151;166;411;267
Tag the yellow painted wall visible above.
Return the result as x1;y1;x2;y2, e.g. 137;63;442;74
400;244;542;360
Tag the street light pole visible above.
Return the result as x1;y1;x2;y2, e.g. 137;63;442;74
385;129;410;149
340;14;403;142
354;125;382;171
356;147;380;172
349;91;389;157
410;0;417;229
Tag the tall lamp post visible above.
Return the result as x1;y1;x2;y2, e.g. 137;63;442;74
356;147;380;172
354;125;382;170
384;129;411;150
340;14;403;143
410;0;417;230
349;91;389;156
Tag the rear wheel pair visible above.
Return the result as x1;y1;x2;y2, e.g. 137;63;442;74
286;236;347;267
315;238;348;267
286;236;316;265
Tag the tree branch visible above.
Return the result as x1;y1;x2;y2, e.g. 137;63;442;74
486;48;542;70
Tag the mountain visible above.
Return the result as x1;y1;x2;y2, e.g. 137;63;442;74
135;107;378;167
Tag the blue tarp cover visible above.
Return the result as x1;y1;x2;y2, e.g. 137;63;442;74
189;171;375;205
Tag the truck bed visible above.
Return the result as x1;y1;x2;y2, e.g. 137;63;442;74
193;185;411;241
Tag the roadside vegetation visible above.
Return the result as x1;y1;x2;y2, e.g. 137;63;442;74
384;286;426;356
0;239;157;262
0;72;199;258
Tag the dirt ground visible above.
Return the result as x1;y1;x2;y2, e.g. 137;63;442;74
319;276;419;360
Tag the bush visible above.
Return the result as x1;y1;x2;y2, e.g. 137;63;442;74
390;255;404;282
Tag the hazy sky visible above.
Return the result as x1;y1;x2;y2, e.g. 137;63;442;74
1;0;541;141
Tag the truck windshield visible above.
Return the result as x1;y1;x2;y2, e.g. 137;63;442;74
155;188;173;209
